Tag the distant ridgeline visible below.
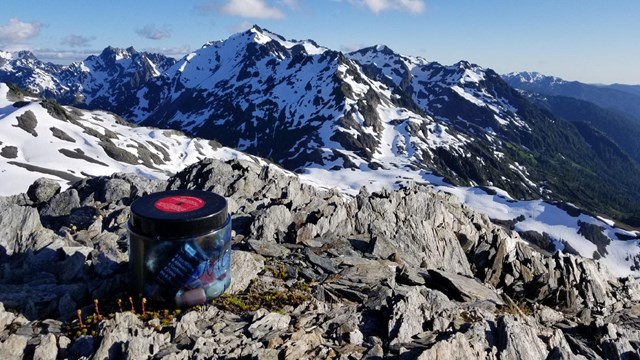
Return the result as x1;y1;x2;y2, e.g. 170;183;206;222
2;26;640;226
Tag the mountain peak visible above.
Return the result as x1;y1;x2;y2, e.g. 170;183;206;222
15;50;38;61
99;46;139;61
248;25;285;42
503;71;566;85
249;24;264;33
350;44;398;57
236;25;327;55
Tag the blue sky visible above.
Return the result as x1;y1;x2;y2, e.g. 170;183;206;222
1;0;638;84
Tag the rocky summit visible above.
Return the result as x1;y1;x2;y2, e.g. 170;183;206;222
1;158;640;359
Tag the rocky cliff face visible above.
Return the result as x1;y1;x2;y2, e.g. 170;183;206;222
1;159;639;359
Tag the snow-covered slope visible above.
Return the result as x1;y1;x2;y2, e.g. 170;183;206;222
350;47;527;131
0;83;254;195
2;28;638;222
126;26;476;180
2;82;639;278
2;28;640;278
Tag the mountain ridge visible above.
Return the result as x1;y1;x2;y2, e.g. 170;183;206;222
2;26;640;226
0;45;177;115
503;71;640;124
2;81;640;279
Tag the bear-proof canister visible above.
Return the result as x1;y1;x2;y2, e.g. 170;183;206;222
128;189;232;307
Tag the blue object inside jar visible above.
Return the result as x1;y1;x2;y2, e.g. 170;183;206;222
130;215;232;304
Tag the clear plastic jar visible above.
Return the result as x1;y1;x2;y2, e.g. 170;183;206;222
128;190;232;307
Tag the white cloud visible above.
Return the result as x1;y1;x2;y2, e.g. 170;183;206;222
279;0;298;8
33;45;191;65
340;43;367;53
221;0;285;19
1;43;31;52
136;24;172;40
34;48;99;64
142;45;192;59
228;21;254;33
348;0;425;14
0;18;41;46
61;35;95;48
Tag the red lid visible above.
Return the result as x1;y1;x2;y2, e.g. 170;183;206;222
129;189;228;238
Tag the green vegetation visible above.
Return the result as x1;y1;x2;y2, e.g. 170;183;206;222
540;95;640;164
63;296;186;340
428;87;640;227
212;288;310;314
213;263;312;314
41;99;71;121
64;261;313;339
5;82;37;98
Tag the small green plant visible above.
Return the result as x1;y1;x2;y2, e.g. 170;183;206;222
269;263;288;279
63;295;188;340
212;287;311;314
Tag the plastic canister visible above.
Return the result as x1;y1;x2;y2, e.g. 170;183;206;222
128;189;232;307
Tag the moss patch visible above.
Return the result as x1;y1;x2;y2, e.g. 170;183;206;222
212;288;310;314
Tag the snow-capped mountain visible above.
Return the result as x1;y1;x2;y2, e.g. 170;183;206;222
2;81;639;279
350;47;527;133
126;27;535;188
503;71;568;87
0;50;65;98
2;26;640;226
123;27;640;224
2;26;640;266
0;47;176;114
0;82;254;195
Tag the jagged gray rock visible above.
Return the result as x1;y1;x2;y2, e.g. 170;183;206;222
547;329;588;360
41;189;80;219
0;159;638;359
93;312;168;360
427;269;505;305
0;202;42;254
250;205;293;242
0;334;28;359
27;178;61;204
417;330;494;360
227;250;265;294
498;316;548;360
91;232;127;278
248;239;291;257
353;187;475;274
33;333;58;360
96;178;131;204
389;287;429;344
248;311;291;339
